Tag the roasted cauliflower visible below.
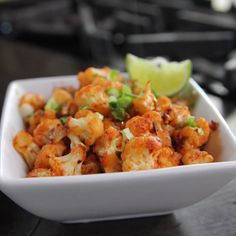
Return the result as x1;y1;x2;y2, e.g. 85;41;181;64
173;117;211;154
13;66;217;177
81;154;101;175
122;136;162;171
19;93;45;121
33;119;66;146
67;110;104;146
133;82;157;115
74;85;110;115
13;130;40;169
94;126;122;172
182;149;214;165
49;143;87;176
27;168;53;177
34;142;66;169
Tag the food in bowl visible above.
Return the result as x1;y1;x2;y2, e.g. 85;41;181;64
1;70;235;223
13;57;218;177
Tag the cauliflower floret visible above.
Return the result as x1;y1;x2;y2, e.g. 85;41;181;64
103;118;117;130
158;96;190;127
45;88;73;112
132;82;157;115
52;88;72;105
99;153;122;173
78;67;122;89
169;104;190;127
27;168;53;177
78;67;109;87
182;149;214;165
157;96;172;114
143;111;163;125
125;116;152;137
67;110;104;146
13;131;40;169
173;117;211;154
28;109;56;134
196;117;211;144
19;93;45;120
74;84;110;115
33;119;66;146
34;142;66;169
93;77;122;91
153;147;181;168
126;111;172;147
94;126;122;173
122;136;162;171
144;111;172;147
49;143;87;176
81;154;101;175
20;93;45;110
155;129;172;147
67;133;82;148
60;100;78;117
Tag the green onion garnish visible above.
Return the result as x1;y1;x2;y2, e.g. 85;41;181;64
152;88;158;98
106;88;120;97
109;69;119;81
111;138;123;152
197;127;204;136
111;108;126;121
109;84;137;121
122;128;134;140
45;98;62;111
60;116;68;125
122;84;132;94
185;116;197;127
117;96;133;109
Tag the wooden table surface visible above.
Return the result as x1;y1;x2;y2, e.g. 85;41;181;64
0;39;236;236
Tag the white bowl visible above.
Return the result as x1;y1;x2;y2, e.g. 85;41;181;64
1;76;236;223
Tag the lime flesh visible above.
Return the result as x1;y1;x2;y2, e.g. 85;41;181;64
126;54;192;96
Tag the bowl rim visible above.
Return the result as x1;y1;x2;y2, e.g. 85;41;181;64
1;76;236;185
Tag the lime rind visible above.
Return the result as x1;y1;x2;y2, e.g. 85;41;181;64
126;53;192;96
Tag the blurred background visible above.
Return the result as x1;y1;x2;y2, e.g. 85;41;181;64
1;0;236;99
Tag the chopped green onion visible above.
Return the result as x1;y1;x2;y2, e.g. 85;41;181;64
95;112;104;120
111;108;125;121
109;96;118;109
122;92;137;99
138;90;144;96
45;98;62;111
109;69;119;81
108;96;117;103
60;116;68;125
111;138;123;152
122;84;132;94
197;127;204;136
106;88;120;97
122;128;134;140
121;85;137;98
152;88;158;98
117;96;133;109
108;84;137;121
185;116;197;127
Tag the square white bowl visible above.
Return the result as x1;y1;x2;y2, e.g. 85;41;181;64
1;76;236;223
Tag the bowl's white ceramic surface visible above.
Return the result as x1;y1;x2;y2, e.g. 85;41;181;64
1;76;236;223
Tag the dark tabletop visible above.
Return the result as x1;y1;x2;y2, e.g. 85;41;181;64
1;38;236;236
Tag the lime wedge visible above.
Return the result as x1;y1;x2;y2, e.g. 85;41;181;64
126;54;192;96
